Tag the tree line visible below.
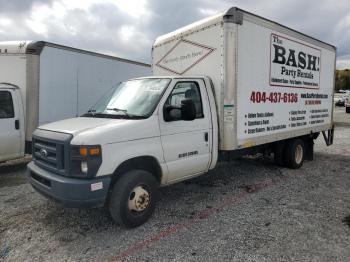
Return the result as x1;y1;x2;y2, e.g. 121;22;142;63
336;69;350;91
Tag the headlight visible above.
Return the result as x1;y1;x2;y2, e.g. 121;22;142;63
70;145;102;178
81;161;88;174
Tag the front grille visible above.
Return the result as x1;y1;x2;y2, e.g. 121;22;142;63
32;130;72;176
33;138;65;171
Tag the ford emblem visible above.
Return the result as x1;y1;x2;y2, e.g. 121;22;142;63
40;148;48;158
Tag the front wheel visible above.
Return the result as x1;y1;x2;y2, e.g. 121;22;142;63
108;170;159;228
346;107;350;114
284;138;305;169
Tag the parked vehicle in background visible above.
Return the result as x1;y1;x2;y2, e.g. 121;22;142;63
345;94;350;113
28;7;336;228
334;96;346;106
0;41;151;162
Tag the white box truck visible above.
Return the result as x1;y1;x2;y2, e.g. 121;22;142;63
0;41;151;162
27;7;336;228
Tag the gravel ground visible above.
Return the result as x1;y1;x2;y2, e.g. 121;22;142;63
0;117;349;261
334;106;350;125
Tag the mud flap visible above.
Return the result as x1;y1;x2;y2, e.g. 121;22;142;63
322;125;334;146
304;139;314;161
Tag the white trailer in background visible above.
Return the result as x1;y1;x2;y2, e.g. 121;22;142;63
0;41;151;162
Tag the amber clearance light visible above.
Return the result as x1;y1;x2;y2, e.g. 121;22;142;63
79;147;100;156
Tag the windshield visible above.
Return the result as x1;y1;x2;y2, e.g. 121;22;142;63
84;78;170;119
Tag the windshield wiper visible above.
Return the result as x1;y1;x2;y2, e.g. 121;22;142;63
106;108;147;119
83;108;146;119
107;108;128;114
106;107;133;117
82;109;96;117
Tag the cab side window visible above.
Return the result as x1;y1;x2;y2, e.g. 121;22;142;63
0;91;14;119
164;81;203;121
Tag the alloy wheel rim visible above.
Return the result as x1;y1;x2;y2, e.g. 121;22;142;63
295;144;303;164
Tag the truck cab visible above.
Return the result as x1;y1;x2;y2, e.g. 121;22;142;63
28;76;218;227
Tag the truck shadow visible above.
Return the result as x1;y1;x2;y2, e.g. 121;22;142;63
0;162;28;175
0;158;31;188
35;150;350;242
0;156;31;175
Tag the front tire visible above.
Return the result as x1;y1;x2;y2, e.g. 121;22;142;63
346;107;350;114
284;139;305;169
109;170;159;228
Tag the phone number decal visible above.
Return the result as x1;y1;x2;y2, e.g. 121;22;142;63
250;91;298;103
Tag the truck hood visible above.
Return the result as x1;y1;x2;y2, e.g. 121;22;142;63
39;117;117;135
38;116;160;145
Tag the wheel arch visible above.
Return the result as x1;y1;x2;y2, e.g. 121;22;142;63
110;156;163;187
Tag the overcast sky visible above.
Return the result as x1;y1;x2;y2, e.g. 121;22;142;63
0;0;349;68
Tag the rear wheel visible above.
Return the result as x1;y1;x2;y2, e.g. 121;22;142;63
109;170;159;228
284;139;305;169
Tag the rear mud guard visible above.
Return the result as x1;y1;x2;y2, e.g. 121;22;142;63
322;125;334;146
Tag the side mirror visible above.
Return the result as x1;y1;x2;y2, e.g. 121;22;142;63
163;99;196;122
181;99;196;121
163;105;180;122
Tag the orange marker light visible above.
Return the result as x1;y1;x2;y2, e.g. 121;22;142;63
79;147;88;156
89;147;100;156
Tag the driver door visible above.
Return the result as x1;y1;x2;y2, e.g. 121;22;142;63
0;88;23;161
158;79;212;183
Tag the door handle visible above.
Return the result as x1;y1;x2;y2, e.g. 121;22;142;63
204;132;208;142
15;119;19;130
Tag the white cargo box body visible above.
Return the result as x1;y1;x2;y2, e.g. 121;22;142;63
0;41;151;142
152;7;336;150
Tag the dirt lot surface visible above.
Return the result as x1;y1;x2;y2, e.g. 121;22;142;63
1;112;349;262
334;106;350;125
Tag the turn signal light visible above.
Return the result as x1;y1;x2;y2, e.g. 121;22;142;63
89;148;100;156
79;147;101;156
79;147;88;156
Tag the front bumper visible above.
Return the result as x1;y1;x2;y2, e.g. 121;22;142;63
28;161;111;208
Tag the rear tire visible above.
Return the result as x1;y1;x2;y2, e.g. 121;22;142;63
108;170;159;228
346;107;350;114
284;139;305;169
